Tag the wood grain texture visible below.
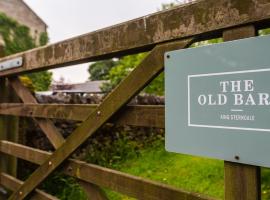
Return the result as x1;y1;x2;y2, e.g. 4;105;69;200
0;80;18;177
0;140;50;165
0;0;270;77
0;103;165;128
8;39;193;200
7;78;108;199
0;50;19;191
224;162;261;200
8;77;65;149
223;25;261;200
0;173;59;200
0;140;216;200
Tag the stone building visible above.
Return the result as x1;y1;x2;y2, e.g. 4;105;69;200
0;0;47;45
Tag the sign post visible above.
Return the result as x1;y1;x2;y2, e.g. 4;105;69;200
165;25;262;199
223;26;260;200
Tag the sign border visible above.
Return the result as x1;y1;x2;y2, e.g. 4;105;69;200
188;67;270;132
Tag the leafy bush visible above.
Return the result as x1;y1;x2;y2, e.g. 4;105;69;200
85;131;140;168
27;71;53;91
101;53;146;92
80;126;164;169
41;172;87;200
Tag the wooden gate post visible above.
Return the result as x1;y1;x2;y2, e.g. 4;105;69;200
0;46;19;199
223;25;261;200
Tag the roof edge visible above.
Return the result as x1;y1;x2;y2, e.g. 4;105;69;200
21;0;48;28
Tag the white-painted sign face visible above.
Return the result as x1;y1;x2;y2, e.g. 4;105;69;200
165;35;270;167
188;69;270;132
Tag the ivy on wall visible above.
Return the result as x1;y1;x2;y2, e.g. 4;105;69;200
0;12;52;91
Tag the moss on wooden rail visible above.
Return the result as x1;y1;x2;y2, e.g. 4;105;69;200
0;103;165;128
0;0;270;77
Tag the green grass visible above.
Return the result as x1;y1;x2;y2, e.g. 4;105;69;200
106;141;224;199
262;168;270;198
106;141;270;200
45;138;270;200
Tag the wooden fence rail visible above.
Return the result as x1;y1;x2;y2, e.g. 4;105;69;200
0;140;215;200
0;0;269;77
0;173;59;200
0;103;165;128
0;0;268;199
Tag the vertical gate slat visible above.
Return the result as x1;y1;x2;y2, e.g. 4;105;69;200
0;48;19;199
223;25;261;200
8;77;65;148
8;77;108;199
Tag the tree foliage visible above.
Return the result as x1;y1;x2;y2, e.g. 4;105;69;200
101;53;146;92
99;53;166;95
88;59;118;81
0;12;52;91
99;2;182;95
27;71;53;91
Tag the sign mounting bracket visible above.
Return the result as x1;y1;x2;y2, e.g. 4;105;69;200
0;57;23;71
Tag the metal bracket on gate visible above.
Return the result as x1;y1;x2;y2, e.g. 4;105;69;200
0;57;23;71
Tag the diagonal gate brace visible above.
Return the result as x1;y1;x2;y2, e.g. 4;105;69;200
9;38;193;200
8;77;108;199
8;77;65;148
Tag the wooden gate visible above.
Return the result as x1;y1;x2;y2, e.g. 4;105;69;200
0;0;269;199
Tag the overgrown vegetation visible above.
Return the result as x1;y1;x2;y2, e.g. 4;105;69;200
82;126;164;169
106;140;224;200
32;126;270;200
104;140;270;200
29;126;164;200
0;12;52;91
41;172;87;200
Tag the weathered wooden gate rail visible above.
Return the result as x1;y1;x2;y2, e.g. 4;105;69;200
0;104;165;128
0;0;270;77
0;0;269;199
0;140;214;200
